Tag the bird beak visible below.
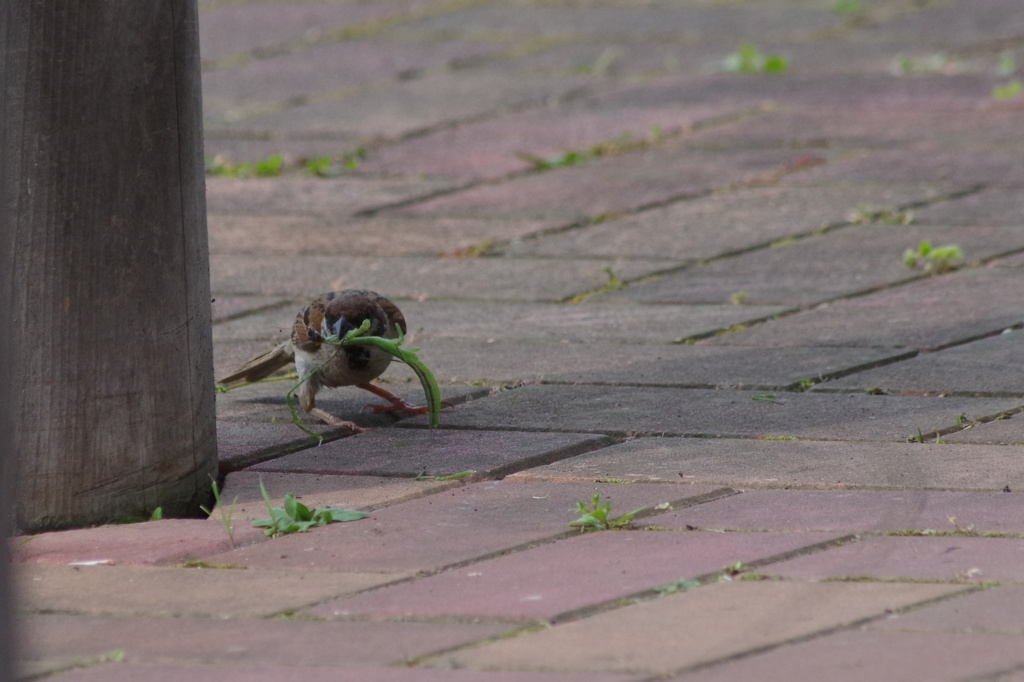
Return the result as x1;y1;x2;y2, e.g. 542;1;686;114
331;316;359;339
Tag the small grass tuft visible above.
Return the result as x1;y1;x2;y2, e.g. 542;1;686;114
832;0;862;14
206;153;283;178
253;478;368;538
179;560;243;569
993;80;1022;100
655;579;701;595
415;470;475;481
570;493;644;532
721;44;788;74
199;477;239;549
903;240;962;273
849;206;914;225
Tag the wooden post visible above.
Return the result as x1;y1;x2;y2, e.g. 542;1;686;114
0;374;11;679
0;207;13;682
1;1;217;530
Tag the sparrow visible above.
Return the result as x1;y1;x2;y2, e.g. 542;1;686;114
217;290;428;432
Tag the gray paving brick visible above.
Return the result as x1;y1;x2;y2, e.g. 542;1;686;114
401;341;901;389
214;382;485;468
825;330;1024;395
599;224;1024;306
406;384;1020;441
944;417;1024;446
507;436;1024;492
914;187;1024;226
210;252;668;301
506;184;952;261
248;428;612;479
363;299;788;345
706;268;1024;350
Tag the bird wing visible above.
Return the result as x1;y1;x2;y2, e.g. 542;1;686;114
217;341;295;386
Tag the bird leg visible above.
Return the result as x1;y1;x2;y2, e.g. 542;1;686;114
299;382;366;432
308;407;366;433
358;382;430;415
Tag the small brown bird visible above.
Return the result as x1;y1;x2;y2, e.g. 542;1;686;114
218;290;427;432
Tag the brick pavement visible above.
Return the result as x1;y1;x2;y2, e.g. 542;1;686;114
11;0;1024;680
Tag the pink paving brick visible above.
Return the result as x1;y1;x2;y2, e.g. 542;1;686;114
356;104;728;181
15;564;399;619
10;519;265;567
766;535;1024;582
199;1;423;62
40;664;647;682
204;40;498;105
200;480;729;572
19;613;511;668
306;529;844;621
868;584;1024;634
440;581;965;674
674;630;1024;682
398;145;812;220
654;489;1024;534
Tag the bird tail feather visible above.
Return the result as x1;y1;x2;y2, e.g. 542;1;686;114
217;342;295;386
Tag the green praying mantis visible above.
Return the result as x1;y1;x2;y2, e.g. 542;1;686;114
286;319;442;443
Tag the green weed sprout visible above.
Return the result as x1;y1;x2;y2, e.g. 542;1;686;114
722;44;788;74
254;154;283;177
415;470;475;481
199;477;238;548
997;51;1016;76
305;156;337;177
569;493;644;532
993;80;1022;101
832;0;862;14
903;240;963;273
286;318;442;443
253;479;367;538
206;153;283;178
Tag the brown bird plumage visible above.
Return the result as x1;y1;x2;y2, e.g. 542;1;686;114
218;290;427;432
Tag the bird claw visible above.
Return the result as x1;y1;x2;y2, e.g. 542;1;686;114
310;407;366;433
363;398;453;416
363;401;428;415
